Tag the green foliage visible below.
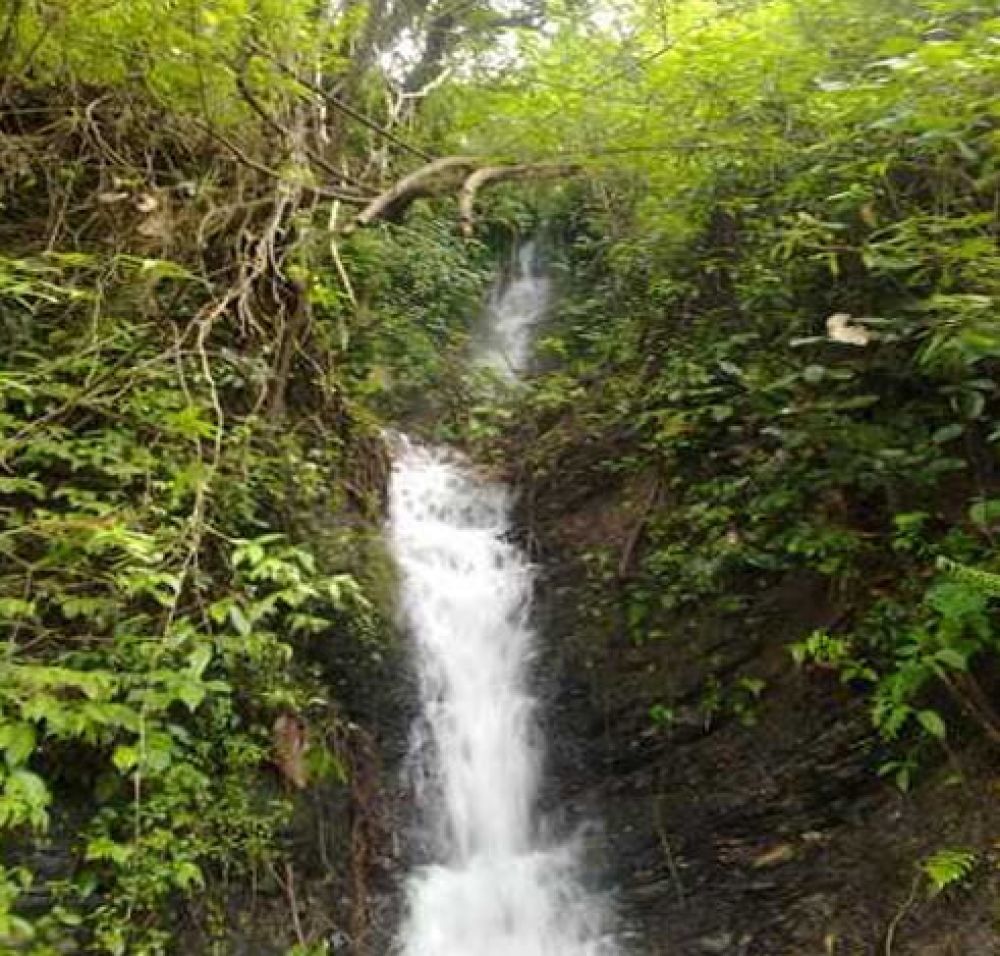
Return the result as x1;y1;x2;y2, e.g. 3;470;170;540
335;214;496;420
648;703;675;728
691;675;767;730
921;848;977;894
790;631;877;684
0;0;442;942
788;557;1000;784
937;556;1000;597
286;944;331;956
3;0;1000;943
0;246;378;951
471;0;1000;781
4;0;360;125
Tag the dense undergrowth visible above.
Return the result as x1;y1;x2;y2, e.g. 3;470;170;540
483;2;1000;792
0;2;499;951
0;242;388;952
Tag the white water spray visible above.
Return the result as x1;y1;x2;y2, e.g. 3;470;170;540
389;247;616;956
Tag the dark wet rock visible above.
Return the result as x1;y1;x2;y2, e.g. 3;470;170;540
525;479;1000;956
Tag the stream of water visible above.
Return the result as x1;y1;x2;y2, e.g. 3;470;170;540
388;247;616;956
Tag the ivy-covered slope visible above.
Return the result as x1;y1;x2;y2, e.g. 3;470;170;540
497;0;1000;793
461;1;1000;950
0;3;501;952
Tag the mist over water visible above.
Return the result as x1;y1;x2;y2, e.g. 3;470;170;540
389;246;617;956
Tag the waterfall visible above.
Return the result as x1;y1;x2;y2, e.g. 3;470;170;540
389;246;616;956
477;240;550;380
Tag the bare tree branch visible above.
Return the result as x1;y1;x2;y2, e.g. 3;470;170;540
458;162;577;236
345;155;581;234
344;155;479;231
248;40;433;162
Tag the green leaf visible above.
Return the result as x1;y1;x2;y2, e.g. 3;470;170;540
922;848;976;894
187;645;212;678
228;604;251;636
648;703;675;727
968;499;1000;529
934;648;968;671
6;769;51;826
208;599;231;625
931;424;964;444
174;681;206;712
0;477;45;499
143;733;174;773
0;598;37;620
0;724;36;766
135;257;196;282
111;745;139;773
171;861;205;890
84;836;133;865
917;709;946;740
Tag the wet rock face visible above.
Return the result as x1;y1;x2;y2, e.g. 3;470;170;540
238;476;1000;956
528;485;1000;956
310;623;416;955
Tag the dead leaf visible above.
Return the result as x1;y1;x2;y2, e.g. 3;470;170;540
273;712;308;789
137;210;172;240
751;843;796;868
826;313;871;346
135;193;159;213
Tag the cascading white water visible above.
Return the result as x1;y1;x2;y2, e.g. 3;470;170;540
477;241;550;380
389;246;616;956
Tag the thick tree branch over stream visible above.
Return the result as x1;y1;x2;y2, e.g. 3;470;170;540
343;156;580;234
456;163;577;236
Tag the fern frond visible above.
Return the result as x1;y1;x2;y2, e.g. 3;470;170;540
921;848;976;893
936;557;1000;597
